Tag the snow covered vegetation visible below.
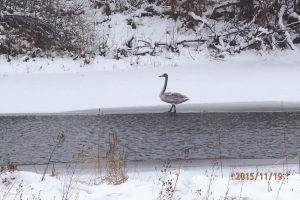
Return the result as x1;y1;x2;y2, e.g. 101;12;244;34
1;159;300;200
0;0;299;60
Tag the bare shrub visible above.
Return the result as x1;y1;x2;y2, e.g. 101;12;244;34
90;133;103;185
298;150;300;174
0;0;97;57
239;0;255;20
157;160;181;200
0;161;20;199
165;0;206;22
41;131;65;181
0;162;18;174
103;133;128;185
60;163;80;200
1;0;299;58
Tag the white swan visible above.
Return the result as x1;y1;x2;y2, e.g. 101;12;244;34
159;73;189;113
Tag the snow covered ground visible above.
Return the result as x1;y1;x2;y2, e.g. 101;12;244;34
1;161;300;200
0;50;300;114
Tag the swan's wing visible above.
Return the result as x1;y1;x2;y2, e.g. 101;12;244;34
164;92;189;102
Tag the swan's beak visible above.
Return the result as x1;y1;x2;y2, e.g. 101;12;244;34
159;75;163;77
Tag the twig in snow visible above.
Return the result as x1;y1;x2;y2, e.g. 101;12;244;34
188;11;214;33
41;132;65;181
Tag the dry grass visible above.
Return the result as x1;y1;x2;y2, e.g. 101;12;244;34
0;162;22;200
297;150;300;174
41;132;65;181
103;133;128;185
60;164;80;200
157;160;182;200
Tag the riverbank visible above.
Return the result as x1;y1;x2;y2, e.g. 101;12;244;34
68;101;300;115
0;50;300;114
1;160;300;200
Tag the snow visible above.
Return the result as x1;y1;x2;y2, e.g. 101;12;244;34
278;5;298;51
1;162;300;200
188;12;208;24
289;12;300;22
0;50;300;114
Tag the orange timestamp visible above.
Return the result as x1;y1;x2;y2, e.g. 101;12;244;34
233;172;285;181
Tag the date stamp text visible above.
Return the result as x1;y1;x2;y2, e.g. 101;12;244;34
233;172;285;181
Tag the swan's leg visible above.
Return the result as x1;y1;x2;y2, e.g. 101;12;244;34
174;105;176;113
168;105;173;112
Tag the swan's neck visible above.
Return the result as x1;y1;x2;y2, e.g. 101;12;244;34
161;76;168;94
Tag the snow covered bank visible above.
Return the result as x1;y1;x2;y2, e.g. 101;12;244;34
0;51;300;114
69;102;300;115
1;162;300;200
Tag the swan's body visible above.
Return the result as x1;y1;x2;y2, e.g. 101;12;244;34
159;73;189;113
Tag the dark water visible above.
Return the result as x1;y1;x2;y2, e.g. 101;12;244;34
0;112;300;165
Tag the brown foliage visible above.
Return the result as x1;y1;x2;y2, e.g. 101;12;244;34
0;162;18;173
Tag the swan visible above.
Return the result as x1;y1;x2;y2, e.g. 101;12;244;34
159;73;189;113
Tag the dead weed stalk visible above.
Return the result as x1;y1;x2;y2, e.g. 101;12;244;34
41;132;65;181
103;133;128;185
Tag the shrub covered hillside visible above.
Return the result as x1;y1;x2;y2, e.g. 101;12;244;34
0;0;299;60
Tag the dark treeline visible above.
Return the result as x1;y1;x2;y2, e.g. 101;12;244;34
0;0;299;59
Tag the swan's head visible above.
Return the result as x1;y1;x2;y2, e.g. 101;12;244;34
159;73;168;78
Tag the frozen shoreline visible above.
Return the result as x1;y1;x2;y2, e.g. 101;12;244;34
1;101;300;116
1;51;300;114
17;158;300;173
68;101;300;115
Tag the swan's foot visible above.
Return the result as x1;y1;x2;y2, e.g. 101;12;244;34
167;105;176;113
